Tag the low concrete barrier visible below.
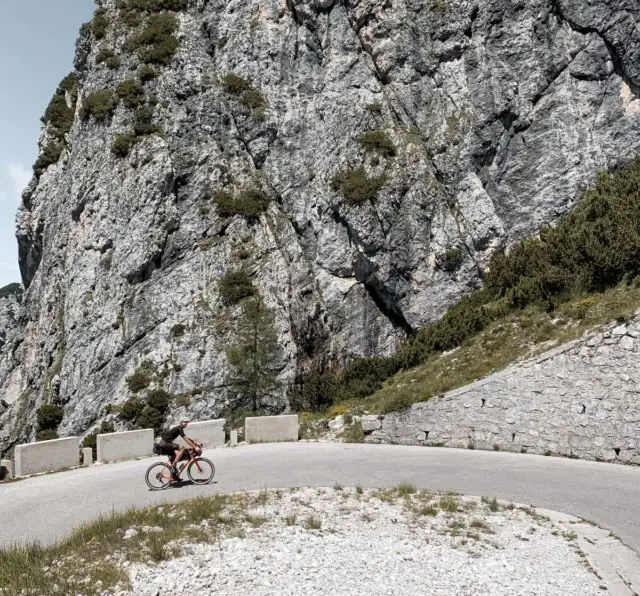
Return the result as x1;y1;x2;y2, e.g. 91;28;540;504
14;437;79;477
97;429;153;463
177;419;225;449
245;415;299;443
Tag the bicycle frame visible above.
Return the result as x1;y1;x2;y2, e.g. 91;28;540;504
167;446;205;477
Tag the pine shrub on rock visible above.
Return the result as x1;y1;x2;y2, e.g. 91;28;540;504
219;270;256;306
81;90;116;122
213;189;269;220
357;130;396;158
331;167;386;205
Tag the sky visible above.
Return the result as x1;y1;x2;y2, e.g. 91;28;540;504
0;0;94;288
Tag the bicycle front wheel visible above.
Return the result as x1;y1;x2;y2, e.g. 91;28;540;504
187;457;215;484
145;462;172;490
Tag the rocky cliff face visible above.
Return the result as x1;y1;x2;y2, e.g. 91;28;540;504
1;0;639;454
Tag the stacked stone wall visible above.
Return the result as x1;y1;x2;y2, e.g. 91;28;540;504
365;316;640;464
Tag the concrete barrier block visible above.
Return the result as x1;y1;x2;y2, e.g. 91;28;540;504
82;447;93;467
0;459;12;480
230;430;238;447
245;415;299;444
97;429;153;463
176;419;225;449
14;437;79;477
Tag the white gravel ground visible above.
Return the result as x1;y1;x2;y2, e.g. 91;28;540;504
118;488;605;596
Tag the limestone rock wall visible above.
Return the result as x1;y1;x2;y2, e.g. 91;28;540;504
1;0;640;454
366;315;640;464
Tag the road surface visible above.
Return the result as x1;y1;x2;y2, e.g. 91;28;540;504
1;443;639;553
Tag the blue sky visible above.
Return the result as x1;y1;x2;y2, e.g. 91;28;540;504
0;0;94;288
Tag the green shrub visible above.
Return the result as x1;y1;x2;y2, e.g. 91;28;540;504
119;7;143;27
139;64;159;81
116;79;145;109
96;48;121;69
119;397;145;421
440;246;463;272
0;283;22;300
221;73;251;95
221;75;267;118
36;429;59;442
122;0;188;11
92;8;110;39
289;367;336;413
124;12;179;66
33;144;64;176
136;406;165;433
36;405;64;430
81;90;116;122
112;132;137;157
171;323;187;338
219;270;256;306
331;167;386;204
126;361;155;392
357;130;396;158
147;388;170;410
133;106;160;136
41;73;78;139
366;102;383;113
213;189;269;219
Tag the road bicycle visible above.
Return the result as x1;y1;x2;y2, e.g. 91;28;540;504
145;443;215;490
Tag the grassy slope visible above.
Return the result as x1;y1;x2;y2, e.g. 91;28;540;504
335;284;640;416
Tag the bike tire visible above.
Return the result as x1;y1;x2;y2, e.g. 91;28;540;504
145;462;173;490
187;457;215;485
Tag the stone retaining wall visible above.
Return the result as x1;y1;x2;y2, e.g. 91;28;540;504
366;316;640;464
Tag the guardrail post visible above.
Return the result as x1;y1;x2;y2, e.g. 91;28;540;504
230;430;238;447
82;448;93;467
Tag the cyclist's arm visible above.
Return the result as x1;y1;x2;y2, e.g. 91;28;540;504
184;435;200;449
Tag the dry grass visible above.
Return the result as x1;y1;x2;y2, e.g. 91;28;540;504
0;494;247;596
362;284;640;414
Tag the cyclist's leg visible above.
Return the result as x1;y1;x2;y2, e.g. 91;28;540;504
169;443;184;474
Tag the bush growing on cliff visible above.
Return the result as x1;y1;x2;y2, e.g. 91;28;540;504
36;405;64;441
139;64;159;82
92;8;110;39
34;73;79;175
0;283;22;300
121;0;188;11
219;270;256;306
213;189;269;220
331;167;386;205
221;74;268;119
81;90;116;122
112;133;137;157
96;48;121;70
357;130;396;158
126;361;155;392
33;144;64;176
116;79;145;109
124;12;179;66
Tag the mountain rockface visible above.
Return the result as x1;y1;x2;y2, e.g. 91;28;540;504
1;0;639;453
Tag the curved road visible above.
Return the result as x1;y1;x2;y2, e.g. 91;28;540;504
1;443;640;554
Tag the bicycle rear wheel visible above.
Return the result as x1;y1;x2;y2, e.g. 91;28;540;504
187;457;215;484
145;462;173;490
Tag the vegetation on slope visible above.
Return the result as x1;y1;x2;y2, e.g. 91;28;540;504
292;159;640;415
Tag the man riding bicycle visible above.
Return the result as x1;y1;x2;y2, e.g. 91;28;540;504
158;420;200;480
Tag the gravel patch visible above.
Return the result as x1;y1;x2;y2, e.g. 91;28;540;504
117;488;604;596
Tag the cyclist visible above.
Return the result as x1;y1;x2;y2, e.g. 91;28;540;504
158;419;200;480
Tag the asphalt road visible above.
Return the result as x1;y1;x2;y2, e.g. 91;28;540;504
1;443;639;553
